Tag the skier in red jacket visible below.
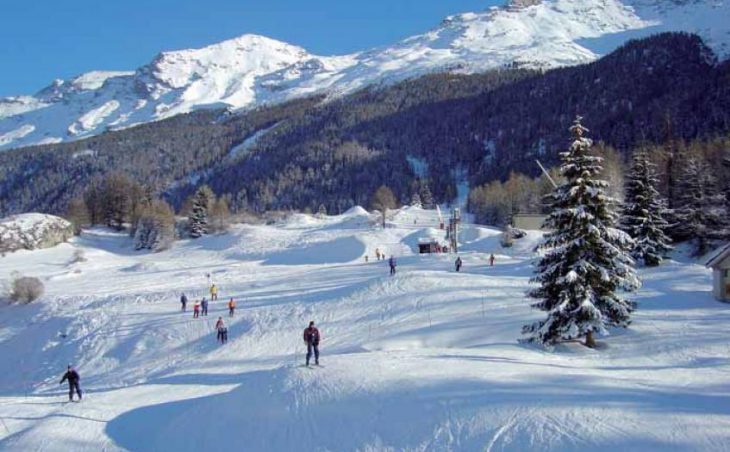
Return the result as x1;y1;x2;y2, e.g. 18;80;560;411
303;321;320;366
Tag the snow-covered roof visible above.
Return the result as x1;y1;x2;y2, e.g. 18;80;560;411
705;242;730;268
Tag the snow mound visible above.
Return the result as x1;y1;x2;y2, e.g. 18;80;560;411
342;206;369;217
0;213;74;253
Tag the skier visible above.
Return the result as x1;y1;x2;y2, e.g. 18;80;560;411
215;317;227;344
180;293;188;312
193;300;200;318
455;256;463;272
228;298;236;317
303;321;320;366
375;248;381;261
60;365;82;402
489;254;495;266
388;255;397;276
365;255;369;263
210;284;218;301
201;297;209;316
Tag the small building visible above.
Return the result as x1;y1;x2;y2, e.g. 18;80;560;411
706;243;730;302
418;238;440;254
512;214;548;231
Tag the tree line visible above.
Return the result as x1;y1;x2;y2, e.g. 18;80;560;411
65;173;231;251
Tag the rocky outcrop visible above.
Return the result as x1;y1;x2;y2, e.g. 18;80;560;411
507;0;543;10
0;213;74;253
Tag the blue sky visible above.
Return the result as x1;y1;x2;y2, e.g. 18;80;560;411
0;0;501;97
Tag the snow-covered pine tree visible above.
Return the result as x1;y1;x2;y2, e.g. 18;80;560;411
419;183;434;209
523;117;639;348
317;203;327;218
410;193;422;208
621;150;673;266
670;157;727;256
188;185;215;238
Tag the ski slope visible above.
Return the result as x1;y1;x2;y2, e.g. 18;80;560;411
0;207;728;451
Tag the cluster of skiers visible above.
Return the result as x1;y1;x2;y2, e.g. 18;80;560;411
58;249;500;400
179;284;237;347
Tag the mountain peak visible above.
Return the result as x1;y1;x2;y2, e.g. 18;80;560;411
1;0;729;150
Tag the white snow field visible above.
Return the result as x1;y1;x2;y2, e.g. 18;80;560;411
0;207;729;451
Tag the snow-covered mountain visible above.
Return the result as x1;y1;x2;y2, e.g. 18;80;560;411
1;0;728;151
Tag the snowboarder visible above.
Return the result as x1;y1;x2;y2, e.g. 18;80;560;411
455;256;463;272
210;284;218;301
489;254;495;266
303;321;320;366
180;293;188;312
60;365;82;402
215;317;228;344
201;297;209;316
193;300;200;318
228;298;236;317
389;256;397;276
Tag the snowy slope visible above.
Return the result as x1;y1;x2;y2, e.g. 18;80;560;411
0;207;729;450
1;0;729;151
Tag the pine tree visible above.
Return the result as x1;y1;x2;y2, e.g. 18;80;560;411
419;183;434;209
670;157;727;256
621;150;673;266
317;203;327;218
523;117;639;348
188;185;215;238
410;193;422;208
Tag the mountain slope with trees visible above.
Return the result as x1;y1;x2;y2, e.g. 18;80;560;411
1;33;729;218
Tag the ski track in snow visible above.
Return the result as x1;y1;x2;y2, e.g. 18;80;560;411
0;207;729;451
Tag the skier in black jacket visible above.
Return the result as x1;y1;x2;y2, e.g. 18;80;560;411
60;365;82;401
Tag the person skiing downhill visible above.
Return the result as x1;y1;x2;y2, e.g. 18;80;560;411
455;256;463;272
215;317;228;344
210;284;218;301
60;365;82;402
180;293;188;312
489;254;495;267
388;256;397;276
303;321;320;366
193;300;200;318
201;297;209;316
228;298;236;317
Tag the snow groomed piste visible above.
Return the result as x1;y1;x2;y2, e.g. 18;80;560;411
0;206;728;450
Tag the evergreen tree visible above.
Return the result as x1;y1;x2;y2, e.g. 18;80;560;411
410;193;422;208
670;157;727;255
621;150;673;266
317;203;327;217
188;185;215;238
419;183;434;209
523;117;639;348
